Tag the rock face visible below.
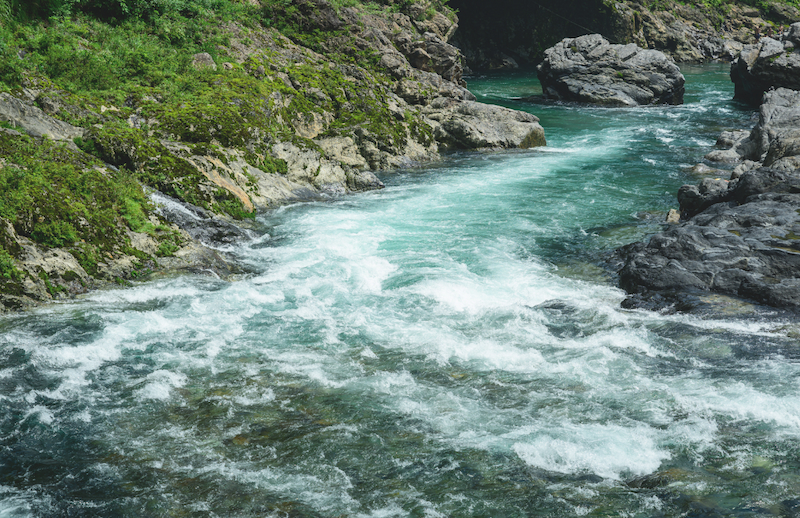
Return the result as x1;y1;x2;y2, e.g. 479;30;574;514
537;34;685;106
618;88;800;311
450;0;789;70
0;93;85;141
731;23;800;105
705;88;800;173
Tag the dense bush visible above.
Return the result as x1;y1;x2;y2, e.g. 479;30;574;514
0;0;236;22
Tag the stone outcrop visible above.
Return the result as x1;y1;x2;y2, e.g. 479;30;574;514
423;98;545;149
0;92;85;142
619;167;800;310
730;23;800;105
705;88;800;172
537;34;685;106
618;88;800;311
0;214;239;311
450;0;793;70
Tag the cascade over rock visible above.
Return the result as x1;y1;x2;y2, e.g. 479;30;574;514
537;34;685;106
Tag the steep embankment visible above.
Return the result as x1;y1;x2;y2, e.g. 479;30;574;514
0;0;545;310
450;0;800;69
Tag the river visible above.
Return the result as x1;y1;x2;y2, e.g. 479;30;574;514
2;64;800;517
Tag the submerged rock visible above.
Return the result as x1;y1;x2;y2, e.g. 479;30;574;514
537;34;685;106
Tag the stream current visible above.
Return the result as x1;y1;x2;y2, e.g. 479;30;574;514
2;64;800;517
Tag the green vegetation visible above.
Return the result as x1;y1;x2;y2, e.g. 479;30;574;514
0;131;180;277
0;248;20;281
0;0;445;303
647;0;800;11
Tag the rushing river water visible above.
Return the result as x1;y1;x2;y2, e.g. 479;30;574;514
3;64;800;517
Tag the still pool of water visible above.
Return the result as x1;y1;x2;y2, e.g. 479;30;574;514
2;64;800;517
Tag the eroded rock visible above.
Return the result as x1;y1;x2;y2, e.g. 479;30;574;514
537;34;685;106
731;24;800;106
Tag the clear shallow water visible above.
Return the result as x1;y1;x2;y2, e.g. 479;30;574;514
3;65;800;517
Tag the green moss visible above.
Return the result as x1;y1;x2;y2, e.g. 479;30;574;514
31;221;79;247
771;231;800;240
0;248;21;281
38;271;66;297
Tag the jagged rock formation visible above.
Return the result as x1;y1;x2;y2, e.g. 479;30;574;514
705;88;800;173
619;167;800;310
537;34;684;106
618;88;800;310
449;0;797;70
731;22;800;105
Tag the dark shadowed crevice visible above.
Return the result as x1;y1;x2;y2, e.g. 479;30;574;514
448;0;631;71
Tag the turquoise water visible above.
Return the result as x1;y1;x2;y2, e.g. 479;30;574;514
3;65;800;517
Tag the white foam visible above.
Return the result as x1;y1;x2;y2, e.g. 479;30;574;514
134;370;187;401
512;423;670;480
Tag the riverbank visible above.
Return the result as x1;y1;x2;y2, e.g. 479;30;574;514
618;23;800;312
0;0;546;310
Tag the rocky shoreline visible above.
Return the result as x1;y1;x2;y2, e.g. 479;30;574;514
1;0;799;314
0;0;545;311
617;24;800;312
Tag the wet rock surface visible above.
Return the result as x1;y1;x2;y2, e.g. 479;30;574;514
537;34;685;106
619;87;800;312
619;172;800;309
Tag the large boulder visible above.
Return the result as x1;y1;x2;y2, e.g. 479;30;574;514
619;87;800;311
423;97;546;150
537;34;685;106
619;168;800;310
731;23;800;106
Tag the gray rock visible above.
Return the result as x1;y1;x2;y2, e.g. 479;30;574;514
731;26;800;105
423;97;546;150
191;52;217;70
150;192;251;246
751;88;800;171
619;168;800;310
537;34;685;106
0;93;85;141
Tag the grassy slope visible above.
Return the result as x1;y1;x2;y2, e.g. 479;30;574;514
0;0;440;296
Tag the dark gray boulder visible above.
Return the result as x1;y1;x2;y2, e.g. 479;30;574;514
537;34;685;106
619;167;800;310
705;88;800;172
731;23;800;106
